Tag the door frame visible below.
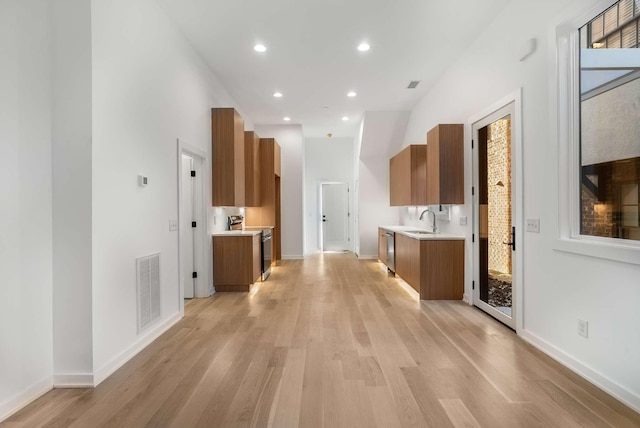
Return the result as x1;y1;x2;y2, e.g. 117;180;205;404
177;139;208;316
319;181;351;252
469;89;524;332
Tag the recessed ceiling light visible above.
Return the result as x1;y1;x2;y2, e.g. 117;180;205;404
273;92;283;98
342;116;349;121
357;42;370;52
283;116;291;121
254;44;267;52
347;91;357;97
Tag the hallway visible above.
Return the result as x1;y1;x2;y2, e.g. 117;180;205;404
4;254;639;427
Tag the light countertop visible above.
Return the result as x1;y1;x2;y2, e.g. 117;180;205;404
211;230;262;237
380;225;465;241
211;225;274;237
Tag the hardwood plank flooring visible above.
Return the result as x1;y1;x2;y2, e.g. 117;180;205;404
3;254;640;427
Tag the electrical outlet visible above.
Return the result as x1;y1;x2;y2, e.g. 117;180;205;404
169;219;178;231
459;216;468;226
578;319;589;338
526;218;540;233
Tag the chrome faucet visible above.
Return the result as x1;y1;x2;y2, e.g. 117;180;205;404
419;209;437;233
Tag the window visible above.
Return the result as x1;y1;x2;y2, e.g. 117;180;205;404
555;0;640;264
579;0;640;242
587;0;640;48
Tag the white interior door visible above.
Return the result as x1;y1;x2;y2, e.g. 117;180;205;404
472;102;517;329
180;154;195;299
321;182;350;252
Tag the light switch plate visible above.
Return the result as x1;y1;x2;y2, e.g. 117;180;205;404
526;218;540;233
459;216;468;226
169;219;178;231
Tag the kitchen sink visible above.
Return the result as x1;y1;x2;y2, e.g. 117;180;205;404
404;230;434;235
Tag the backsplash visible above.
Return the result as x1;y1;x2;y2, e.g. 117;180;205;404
399;205;468;237
209;206;245;233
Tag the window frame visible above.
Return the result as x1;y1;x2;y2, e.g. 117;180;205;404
555;0;640;265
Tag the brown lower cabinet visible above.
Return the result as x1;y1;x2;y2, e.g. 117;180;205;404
393;233;464;300
213;234;261;292
378;228;388;265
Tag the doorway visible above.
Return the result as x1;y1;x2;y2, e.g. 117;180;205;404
472;99;520;329
177;139;207;313
320;182;350;252
180;154;196;299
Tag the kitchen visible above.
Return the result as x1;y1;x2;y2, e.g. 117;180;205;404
209;113;470;304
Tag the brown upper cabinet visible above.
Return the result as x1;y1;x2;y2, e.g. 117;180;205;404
212;108;245;207
389;145;427;206
244;131;260;207
274;141;281;177
426;124;464;205
245;138;282;261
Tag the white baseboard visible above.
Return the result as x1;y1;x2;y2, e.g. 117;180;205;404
519;329;640;413
53;374;94;388
93;312;182;386
357;255;378;260
0;376;52;423
462;293;472;304
282;255;304;260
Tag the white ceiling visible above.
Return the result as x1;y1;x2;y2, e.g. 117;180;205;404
158;0;511;138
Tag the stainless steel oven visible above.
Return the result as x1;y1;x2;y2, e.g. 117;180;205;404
261;229;272;280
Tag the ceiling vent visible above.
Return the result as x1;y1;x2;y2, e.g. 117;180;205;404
407;80;420;89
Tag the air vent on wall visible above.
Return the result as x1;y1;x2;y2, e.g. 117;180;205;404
137;253;161;333
407;80;420;89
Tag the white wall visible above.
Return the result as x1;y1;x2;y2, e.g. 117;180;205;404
0;0;54;419
90;0;250;381
358;157;400;258
304;137;355;254
401;0;640;410
357;111;410;258
51;0;94;386
255;125;304;259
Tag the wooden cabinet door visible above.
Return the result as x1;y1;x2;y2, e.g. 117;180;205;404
244;131;260;207
274;141;281;177
420;240;464;300
378;228;388;265
389;145;427;206
213;235;254;285
390;148;411;206
426;124;464;205
409;237;421;290
394;234;410;282
212;108;245;206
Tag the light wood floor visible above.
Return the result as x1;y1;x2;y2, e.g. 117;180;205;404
4;254;640;427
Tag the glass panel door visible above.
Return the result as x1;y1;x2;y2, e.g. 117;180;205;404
473;102;516;329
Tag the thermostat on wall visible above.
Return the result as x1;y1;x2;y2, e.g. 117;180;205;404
138;175;148;187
